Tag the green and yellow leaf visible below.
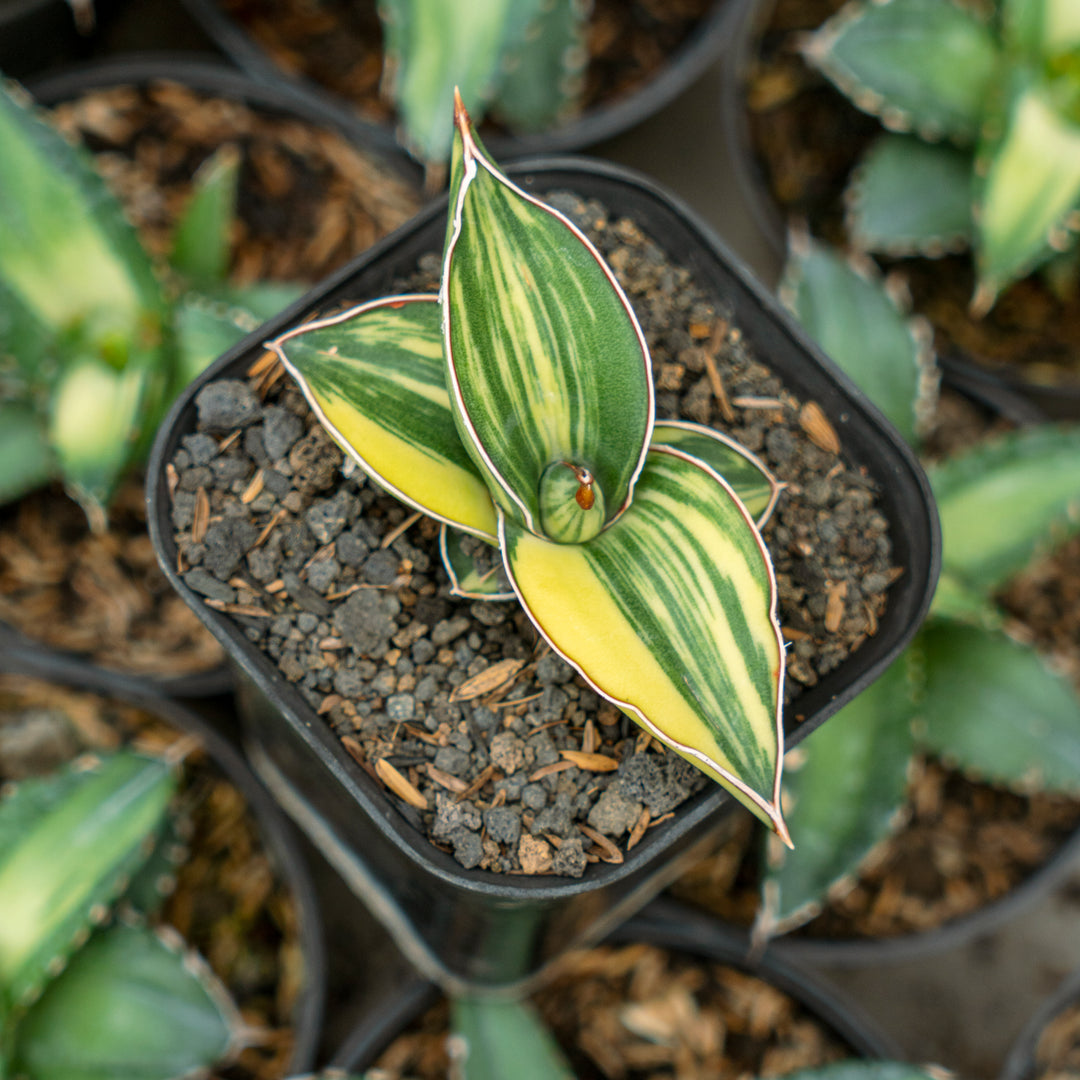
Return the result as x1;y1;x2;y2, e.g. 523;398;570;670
501;446;787;838
271;294;498;540
443;97;653;541
439;524;516;599
651;420;781;526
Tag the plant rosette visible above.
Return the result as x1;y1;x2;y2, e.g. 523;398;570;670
670;233;1080;965
723;0;1080;414
0;654;326;1080
0;57;422;694
331;897;906;1077
175;0;734;170
148;117;937;988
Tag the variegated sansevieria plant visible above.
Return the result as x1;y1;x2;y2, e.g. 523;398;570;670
271;93;790;842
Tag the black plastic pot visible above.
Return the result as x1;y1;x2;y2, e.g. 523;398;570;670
0;632;327;1075
147;156;940;992
1001;965;1080;1080
174;0;735;160
4;54;425;700
331;895;902;1070
0;0;113;79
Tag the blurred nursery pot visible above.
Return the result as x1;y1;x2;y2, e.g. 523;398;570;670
0;56;422;697
331;896;901;1074
173;0;735;164
1001;963;1080;1080
0;631;326;1078
147;154;939;992
720;0;1080;418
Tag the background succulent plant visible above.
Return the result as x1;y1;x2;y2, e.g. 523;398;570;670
0;746;243;1079
378;0;591;168
273;95;791;841
753;234;1080;934
0;77;302;529
803;0;1080;313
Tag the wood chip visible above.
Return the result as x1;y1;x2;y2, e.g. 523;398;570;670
703;324;735;423
380;510;422;549
627;806;652;850
582;718;599;754
579;824;624;864
166;462;179;499
191;487;210;545
449;658;525;702
732;395;785;409
240;469;265;504
203;599;272;617
254;508;288;549
374;757;429;810
496;692;543;709
781;626;809;641
246;349;279;378
455;763;496;803
560;750;619;772
426;763;468;794
529;759;576;782
317;694;343;716
824;581;848;633
799;401;841;455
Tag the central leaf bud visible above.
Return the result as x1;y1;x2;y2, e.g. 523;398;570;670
538;461;606;544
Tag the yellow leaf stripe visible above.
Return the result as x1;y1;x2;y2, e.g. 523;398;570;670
442;111;653;537
271;295;498;540
502;446;787;838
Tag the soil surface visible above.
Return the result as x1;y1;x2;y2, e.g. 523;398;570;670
0;80;420;682
218;0;717;135
0;674;304;1080
369;941;854;1078
741;0;1080;389
167;191;900;877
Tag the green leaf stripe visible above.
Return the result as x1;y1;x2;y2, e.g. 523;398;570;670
502;447;786;835
439;524;516;600
443;119;653;537
271;294;498;540
651;420;781;526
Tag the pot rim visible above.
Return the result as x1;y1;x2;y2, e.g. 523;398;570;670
1000;960;1080;1080
146;153;940;902
0;628;327;1074
173;0;736;159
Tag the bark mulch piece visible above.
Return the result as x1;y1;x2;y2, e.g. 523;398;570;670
742;0;1080;389
218;0;717;133
168;190;901;877
0;80;421;682
370;941;854;1079
0;674;305;1080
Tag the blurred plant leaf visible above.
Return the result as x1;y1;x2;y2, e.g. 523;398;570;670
451;996;574;1080
0;402;53;506
169;144;241;290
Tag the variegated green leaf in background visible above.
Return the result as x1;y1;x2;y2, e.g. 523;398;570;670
501;447;787;837
0;275;53;384
846;133;974;255
439;524;516;599
12;925;238;1080
916;619;1080;790
168;144;240;290
0;80;166;367
782;1063;953;1080
928;425;1080;592
444;103;652;541
755;653;917;937
928;570;1004;628
450;996;575;1080
1003;0;1080;55
491;0;589;132
0;751;175;1010
650;420;781;526
271;294;498;540
779;232;933;447
802;0;999;142
379;0;546;164
0;402;53;506
973;83;1080;312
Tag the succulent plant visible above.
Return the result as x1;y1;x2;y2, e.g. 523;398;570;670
752;234;1080;935
272;94;791;842
803;0;1080;313
0;746;243;1079
0;77;303;529
378;0;590;168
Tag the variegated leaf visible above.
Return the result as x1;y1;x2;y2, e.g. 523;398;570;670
444;97;653;542
439;524;516;599
501;446;787;838
169;144;240;290
1002;0;1080;55
974;83;1080;310
803;0;999;143
271;294;498;540
651;420;780;526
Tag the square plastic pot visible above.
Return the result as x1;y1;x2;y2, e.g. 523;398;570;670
147;157;940;993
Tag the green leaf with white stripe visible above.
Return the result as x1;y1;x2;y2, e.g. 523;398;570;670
439;525;516;599
501;447;787;838
444;106;653;542
0;752;175;1011
651;420;780;526
928;425;1080;593
272;294;498;541
0;80;166;368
